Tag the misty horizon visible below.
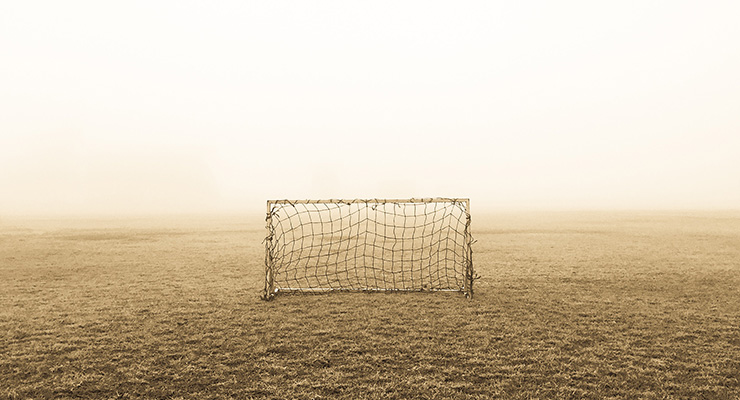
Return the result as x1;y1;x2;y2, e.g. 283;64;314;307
2;1;739;216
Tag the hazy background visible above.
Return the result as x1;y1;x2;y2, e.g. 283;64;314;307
2;1;739;215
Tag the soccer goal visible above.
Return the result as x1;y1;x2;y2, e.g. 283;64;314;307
262;198;475;299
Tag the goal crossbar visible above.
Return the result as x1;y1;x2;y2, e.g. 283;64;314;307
269;197;470;205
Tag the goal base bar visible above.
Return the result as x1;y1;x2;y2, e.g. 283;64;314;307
262;287;469;299
275;287;463;292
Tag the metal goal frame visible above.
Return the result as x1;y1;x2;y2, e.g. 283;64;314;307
262;198;475;300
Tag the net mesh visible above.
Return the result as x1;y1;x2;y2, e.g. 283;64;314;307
263;199;473;298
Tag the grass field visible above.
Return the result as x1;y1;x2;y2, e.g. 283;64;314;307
1;211;739;399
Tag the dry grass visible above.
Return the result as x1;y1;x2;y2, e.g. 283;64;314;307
1;211;739;399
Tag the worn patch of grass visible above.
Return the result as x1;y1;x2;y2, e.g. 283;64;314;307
1;212;739;399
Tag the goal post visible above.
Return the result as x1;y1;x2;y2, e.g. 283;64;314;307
262;198;475;299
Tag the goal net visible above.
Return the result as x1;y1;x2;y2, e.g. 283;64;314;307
262;198;475;299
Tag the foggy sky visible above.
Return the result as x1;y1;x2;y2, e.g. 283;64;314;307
2;1;739;215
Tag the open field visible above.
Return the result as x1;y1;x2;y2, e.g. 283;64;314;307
1;211;739;399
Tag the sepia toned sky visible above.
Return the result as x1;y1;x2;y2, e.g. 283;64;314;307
2;1;739;215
